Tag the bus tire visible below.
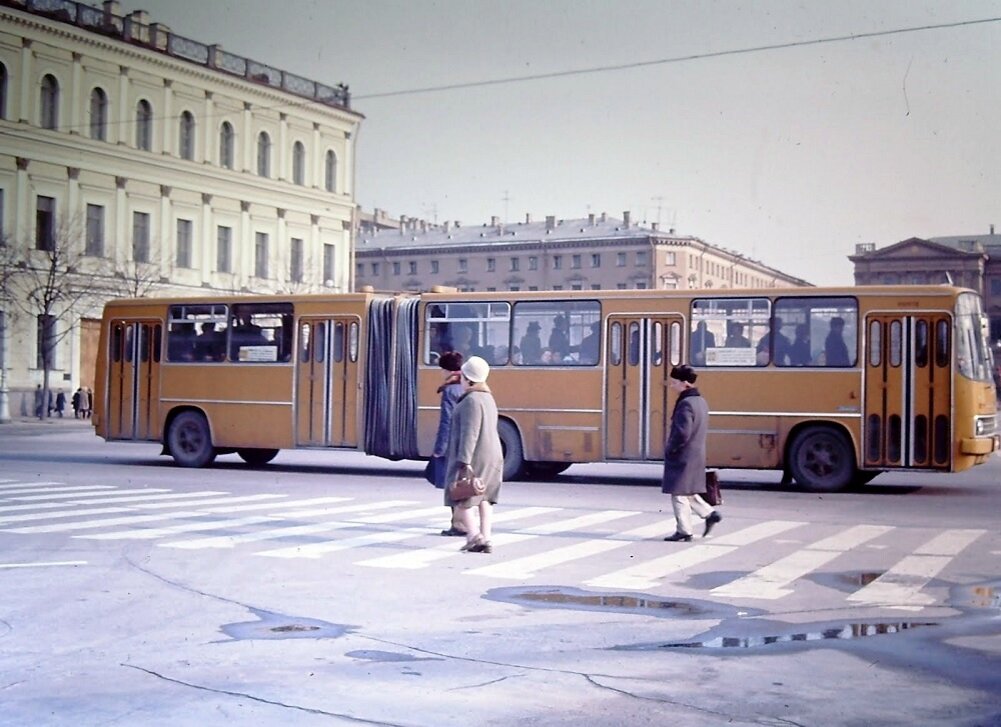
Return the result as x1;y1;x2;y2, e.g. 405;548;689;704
788;426;855;492
530;461;572;479
167;411;216;468
238;448;280;466
497;419;526;481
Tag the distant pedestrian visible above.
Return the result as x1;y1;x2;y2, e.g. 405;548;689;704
445;356;503;554
80;386;92;419
55;390;66;418
34;384;44;419
72;388;82;418
662;365;721;542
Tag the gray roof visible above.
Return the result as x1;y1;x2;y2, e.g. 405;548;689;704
357;215;677;252
929;233;1001;252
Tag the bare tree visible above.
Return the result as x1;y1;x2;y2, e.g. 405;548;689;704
107;238;165;299
7;217;105;418
0;231;17;423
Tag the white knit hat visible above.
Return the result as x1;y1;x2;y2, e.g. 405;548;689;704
461;355;490;383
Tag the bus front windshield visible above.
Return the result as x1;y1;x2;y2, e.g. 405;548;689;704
956;292;994;382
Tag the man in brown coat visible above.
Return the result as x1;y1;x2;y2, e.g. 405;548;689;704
662;365;721;542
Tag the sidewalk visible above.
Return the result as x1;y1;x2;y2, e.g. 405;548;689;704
0;415;95;436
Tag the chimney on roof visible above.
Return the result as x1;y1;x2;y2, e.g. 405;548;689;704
491;216;500;227
103;1;121;16
525;213;531;224
600;212;607;223
991;224;996;235
545;215;556;231
623;211;631;226
669;227;675;235
443;220;451;232
652;222;659;231
399;215;406;234
588;213;595;226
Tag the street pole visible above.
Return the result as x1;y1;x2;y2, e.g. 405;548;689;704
0;311;10;423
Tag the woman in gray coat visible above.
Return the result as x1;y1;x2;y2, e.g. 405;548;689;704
444;356;504;553
662;365;721;541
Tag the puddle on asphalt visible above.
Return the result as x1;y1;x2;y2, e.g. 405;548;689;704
484;586;756;620
220;607;356;641
647;621;939;650
346;649;443;663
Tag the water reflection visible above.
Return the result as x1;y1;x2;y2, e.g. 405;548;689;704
661;621;939;649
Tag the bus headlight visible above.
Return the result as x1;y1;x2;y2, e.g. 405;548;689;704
974;416;997;437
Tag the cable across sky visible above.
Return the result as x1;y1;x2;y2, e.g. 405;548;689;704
354;16;1001;101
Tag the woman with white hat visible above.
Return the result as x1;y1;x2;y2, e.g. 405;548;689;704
443;355;504;553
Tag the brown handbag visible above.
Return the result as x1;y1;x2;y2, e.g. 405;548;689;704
703;470;723;507
449;465;486;500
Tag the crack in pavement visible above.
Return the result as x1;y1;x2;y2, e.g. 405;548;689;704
122;663;409;726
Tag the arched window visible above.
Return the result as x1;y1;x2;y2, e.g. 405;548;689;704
219;121;234;169
135;100;152;151
257;131;271;177
292;141;305;185
40;74;59;130
178;110;195;160
89;87;108;141
324;150;337;192
0;63;8;120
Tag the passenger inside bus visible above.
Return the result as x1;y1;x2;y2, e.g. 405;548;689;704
691;321;716;365
578;321;601;364
168;322;196;361
756;317;791;365
519;322;543;364
789;324;812;366
548;315;570;359
725;321;751;347
195;322;226;361
825;317;850;366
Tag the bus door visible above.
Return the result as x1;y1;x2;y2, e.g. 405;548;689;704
107;320;161;440
863;313;952;470
605;316;682;460
296;317;361;447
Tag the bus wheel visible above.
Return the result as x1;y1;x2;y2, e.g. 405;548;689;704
530;461;572;479
498;419;526;481
238;448;279;466
167;411;216;468
788;427;854;492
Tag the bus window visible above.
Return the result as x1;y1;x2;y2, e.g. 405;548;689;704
333;321;345;363
691;297;769;366
349;321;359;362
956;292;993;381
869;320;881;367
774;296;858;367
652;322;663;366
889;320;902;367
299;323;311;363
168;304;228;362
935;319;949;368
915;320;929;368
229;302;293;363
609;321;622;366
512;300;600;366
669;321;682;366
111;323;124;363
426;301;511;365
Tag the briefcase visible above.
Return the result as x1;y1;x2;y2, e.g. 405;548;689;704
703;470;723;507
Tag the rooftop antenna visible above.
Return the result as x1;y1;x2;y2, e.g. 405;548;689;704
651;195;664;228
502;190;510;224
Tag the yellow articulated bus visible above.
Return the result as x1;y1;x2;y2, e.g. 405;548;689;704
94;285;999;491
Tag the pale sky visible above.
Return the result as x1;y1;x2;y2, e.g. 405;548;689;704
118;0;1001;285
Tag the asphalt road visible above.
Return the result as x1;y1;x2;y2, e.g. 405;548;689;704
1;423;1000;726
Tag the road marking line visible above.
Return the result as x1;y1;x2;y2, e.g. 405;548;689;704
711;525;894;599
5;510;211;534
584;520;806;590
125;494;290;511
847;529;985;610
10;488;171;502
78;515;284;540
0;561;87;569
0;502;77;514
0;485;116;496
0;482;65;490
0;506;135;525
158;501;414;549
64;491;227;505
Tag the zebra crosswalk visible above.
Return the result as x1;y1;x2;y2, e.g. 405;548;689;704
0;479;989;611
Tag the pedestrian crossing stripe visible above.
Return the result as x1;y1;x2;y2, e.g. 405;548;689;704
0;482;991;609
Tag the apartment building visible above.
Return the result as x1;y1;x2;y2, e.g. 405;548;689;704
355;211;811;293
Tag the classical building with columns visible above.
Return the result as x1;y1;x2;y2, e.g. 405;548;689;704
0;0;361;418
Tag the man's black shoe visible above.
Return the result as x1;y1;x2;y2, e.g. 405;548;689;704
664;532;693;542
440;526;467;537
703;511;722;537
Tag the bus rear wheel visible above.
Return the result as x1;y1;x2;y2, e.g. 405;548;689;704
788;426;854;492
498;419;526;481
167;411;216;468
238;448;280;466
